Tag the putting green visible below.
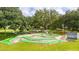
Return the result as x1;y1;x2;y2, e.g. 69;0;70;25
0;33;65;45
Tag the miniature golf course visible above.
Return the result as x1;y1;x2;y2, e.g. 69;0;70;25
0;33;65;45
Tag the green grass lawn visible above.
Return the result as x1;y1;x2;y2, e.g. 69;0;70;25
0;32;18;40
0;30;79;51
0;29;17;40
0;40;79;51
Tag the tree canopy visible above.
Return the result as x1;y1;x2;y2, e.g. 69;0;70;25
0;7;79;32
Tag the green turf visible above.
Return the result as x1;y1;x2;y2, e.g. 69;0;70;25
0;40;79;51
0;30;78;51
0;32;18;40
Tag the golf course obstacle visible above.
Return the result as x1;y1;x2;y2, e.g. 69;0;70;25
0;33;66;45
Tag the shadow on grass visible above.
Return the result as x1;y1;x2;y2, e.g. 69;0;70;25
0;32;18;40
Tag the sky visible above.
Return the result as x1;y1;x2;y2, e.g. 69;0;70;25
20;7;78;16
